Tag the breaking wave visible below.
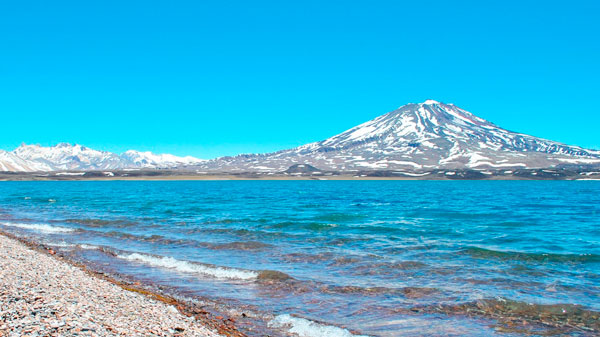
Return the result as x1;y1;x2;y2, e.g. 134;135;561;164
45;242;98;250
46;241;75;247
79;244;100;250
117;252;259;280
269;314;370;337
0;221;75;234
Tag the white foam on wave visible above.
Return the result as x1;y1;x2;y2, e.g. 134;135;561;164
46;241;75;248
269;314;370;337
118;253;258;280
45;242;99;250
79;244;99;250
0;222;75;234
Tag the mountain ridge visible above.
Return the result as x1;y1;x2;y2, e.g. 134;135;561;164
0;143;204;172
2;100;599;172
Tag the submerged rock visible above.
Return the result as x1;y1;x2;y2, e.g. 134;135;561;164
257;270;293;281
418;297;600;334
401;287;440;299
212;241;273;251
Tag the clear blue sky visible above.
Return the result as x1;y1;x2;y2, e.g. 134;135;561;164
1;1;598;158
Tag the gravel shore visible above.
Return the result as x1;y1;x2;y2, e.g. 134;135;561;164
0;234;220;337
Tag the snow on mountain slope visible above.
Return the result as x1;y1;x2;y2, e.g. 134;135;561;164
196;100;600;172
0;144;204;172
121;150;205;168
3;100;598;173
0;150;53;172
13;143;124;171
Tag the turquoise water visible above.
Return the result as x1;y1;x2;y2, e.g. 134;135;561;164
1;181;599;336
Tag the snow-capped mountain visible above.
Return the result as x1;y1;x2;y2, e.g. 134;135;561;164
121;150;204;168
196;100;600;172
13;143;124;171
0;150;53;172
3;100;599;173
0;143;204;172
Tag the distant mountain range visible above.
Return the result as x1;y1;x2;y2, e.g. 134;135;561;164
2;100;599;172
0;143;204;172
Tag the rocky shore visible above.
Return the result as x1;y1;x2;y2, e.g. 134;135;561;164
0;234;220;337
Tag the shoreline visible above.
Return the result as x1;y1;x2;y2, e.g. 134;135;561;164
2;174;599;182
1;168;599;182
0;231;248;337
2;219;599;336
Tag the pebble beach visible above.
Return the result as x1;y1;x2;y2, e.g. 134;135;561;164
0;234;220;337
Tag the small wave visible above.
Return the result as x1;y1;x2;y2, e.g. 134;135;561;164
463;247;600;263
307;223;338;231
0;222;75;234
98;231;197;247
318;284;439;298
64;218;137;228
373;261;428;270
103;231;184;245
269;221;338;231
269;314;370;337
92;230;274;252
209;241;274;251
117;252;258;280
202;218;238;225
282;252;360;265
312;213;366;223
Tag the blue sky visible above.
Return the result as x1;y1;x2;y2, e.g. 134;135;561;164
1;1;598;158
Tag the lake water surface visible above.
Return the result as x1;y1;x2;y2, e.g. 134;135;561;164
1;181;599;336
